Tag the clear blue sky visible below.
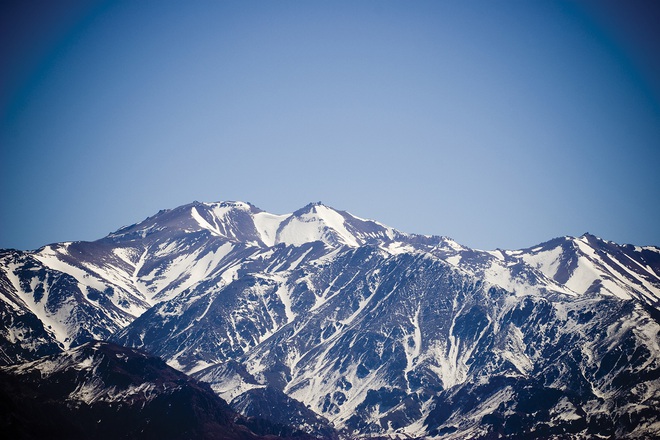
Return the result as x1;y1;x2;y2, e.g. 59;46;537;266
2;0;659;251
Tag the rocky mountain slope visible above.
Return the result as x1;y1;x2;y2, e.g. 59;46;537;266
1;200;659;438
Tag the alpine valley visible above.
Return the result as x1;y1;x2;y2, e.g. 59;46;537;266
2;201;660;439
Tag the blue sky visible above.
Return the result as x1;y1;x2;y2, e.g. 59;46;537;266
2;0;659;251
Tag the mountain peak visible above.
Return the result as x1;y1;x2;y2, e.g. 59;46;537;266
105;200;414;250
106;200;369;249
278;202;361;247
203;200;257;211
292;201;329;215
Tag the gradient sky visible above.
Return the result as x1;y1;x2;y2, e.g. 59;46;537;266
2;0;659;251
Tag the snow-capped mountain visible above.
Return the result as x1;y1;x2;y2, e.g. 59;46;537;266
434;233;660;303
1;200;659;439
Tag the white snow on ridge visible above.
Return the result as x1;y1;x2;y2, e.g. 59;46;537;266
3;262;69;347
521;246;563;280
34;245;149;318
166;243;235;301
481;260;536;297
599;251;660;301
276;206;360;247
485;250;506;261
307;205;358;247
141;243;235;304
253;212;289;247
34;246;108;294
274;214;320;247
445;255;462;266
567;240;630;299
193;202;371;248
383;241;416;255
191;206;222;237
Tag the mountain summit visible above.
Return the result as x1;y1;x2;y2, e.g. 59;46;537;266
2;200;660;439
109;200;403;249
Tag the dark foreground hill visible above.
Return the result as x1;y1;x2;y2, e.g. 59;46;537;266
0;341;322;440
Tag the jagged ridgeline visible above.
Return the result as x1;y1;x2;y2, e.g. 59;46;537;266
2;200;660;439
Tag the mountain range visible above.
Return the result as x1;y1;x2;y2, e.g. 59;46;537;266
1;200;659;439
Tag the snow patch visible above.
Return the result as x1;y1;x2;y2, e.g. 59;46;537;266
277;205;360;247
253;212;289;247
